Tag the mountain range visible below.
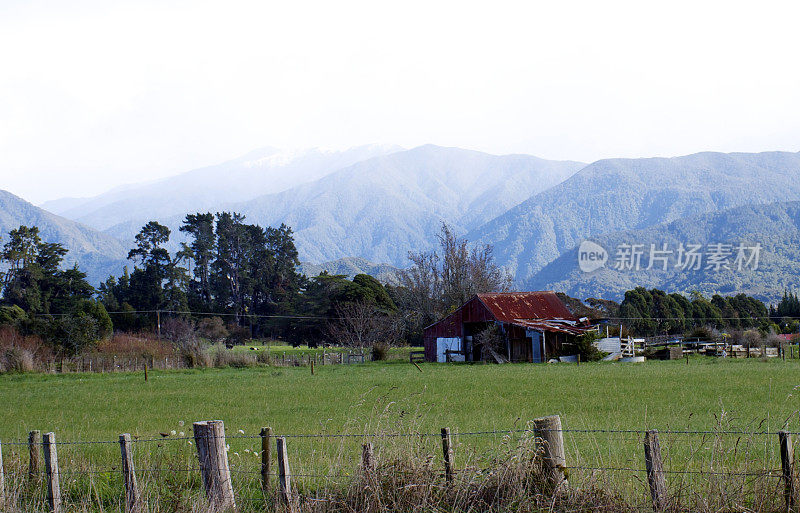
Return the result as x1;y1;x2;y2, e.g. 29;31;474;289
469;151;800;283
528;201;800;301
4;145;800;303
0;190;128;285
72;145;585;266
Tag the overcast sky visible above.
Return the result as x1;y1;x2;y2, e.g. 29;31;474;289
2;0;800;204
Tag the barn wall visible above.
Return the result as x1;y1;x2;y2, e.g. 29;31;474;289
423;297;496;361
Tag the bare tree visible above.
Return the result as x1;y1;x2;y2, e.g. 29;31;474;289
400;223;511;315
396;223;510;344
328;301;400;349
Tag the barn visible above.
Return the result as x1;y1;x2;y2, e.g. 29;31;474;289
423;292;594;363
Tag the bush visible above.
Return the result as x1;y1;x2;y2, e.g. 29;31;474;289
1;346;34;372
210;344;256;368
687;325;719;341
372;342;389;361
0;305;26;327
569;331;606;362
198;317;229;342
256;350;272;364
180;345;212;368
95;333;176;360
225;324;251;346
0;326;52;371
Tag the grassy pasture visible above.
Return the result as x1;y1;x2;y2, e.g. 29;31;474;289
0;358;798;510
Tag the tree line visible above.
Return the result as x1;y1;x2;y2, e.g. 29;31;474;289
0;216;511;355
615;287;800;336
4;216;799;356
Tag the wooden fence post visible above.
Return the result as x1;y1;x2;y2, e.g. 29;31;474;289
0;439;5;509
193;420;235;510
779;431;799;512
28;430;41;479
42;432;61;513
362;442;375;477
276;436;296;511
533;415;566;491
119;434;139;512
441;428;454;482
644;430;667;512
260;427;272;493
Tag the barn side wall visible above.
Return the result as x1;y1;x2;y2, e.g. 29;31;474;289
423;298;497;362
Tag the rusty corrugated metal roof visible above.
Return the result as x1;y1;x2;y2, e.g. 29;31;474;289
476;292;576;322
511;319;593;335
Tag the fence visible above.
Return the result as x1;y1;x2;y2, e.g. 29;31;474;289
1;416;798;512
33;349;370;375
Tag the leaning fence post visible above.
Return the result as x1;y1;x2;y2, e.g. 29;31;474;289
260;427;273;493
276;436;296;511
119;434;139;512
779;430;799;512
533;415;566;491
644;430;667;512
441;427;454;482
42;432;61;513
193;420;235;510
29;430;42;480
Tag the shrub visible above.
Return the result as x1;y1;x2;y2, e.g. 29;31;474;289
0;326;52;371
1;346;34;372
225;324;251;346
0;305;26;327
210;344;256;368
372;342;389;361
687;325;719;341
198;317;229;343
256;350;272;364
569;331;606;362
181;345;211;368
95;333;176;359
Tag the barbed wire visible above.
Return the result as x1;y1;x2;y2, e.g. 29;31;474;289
3;426;799;446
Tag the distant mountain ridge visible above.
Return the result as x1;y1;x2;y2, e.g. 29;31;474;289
468;151;800;283
97;145;585;266
0;190;128;285
528;201;800;302
44;144;404;230
18;146;800;300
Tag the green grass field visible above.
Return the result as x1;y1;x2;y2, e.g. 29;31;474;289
0;358;797;510
2;358;797;442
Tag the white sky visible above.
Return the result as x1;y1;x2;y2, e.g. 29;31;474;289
2;0;800;204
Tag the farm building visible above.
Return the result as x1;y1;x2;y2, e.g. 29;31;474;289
423;292;595;363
